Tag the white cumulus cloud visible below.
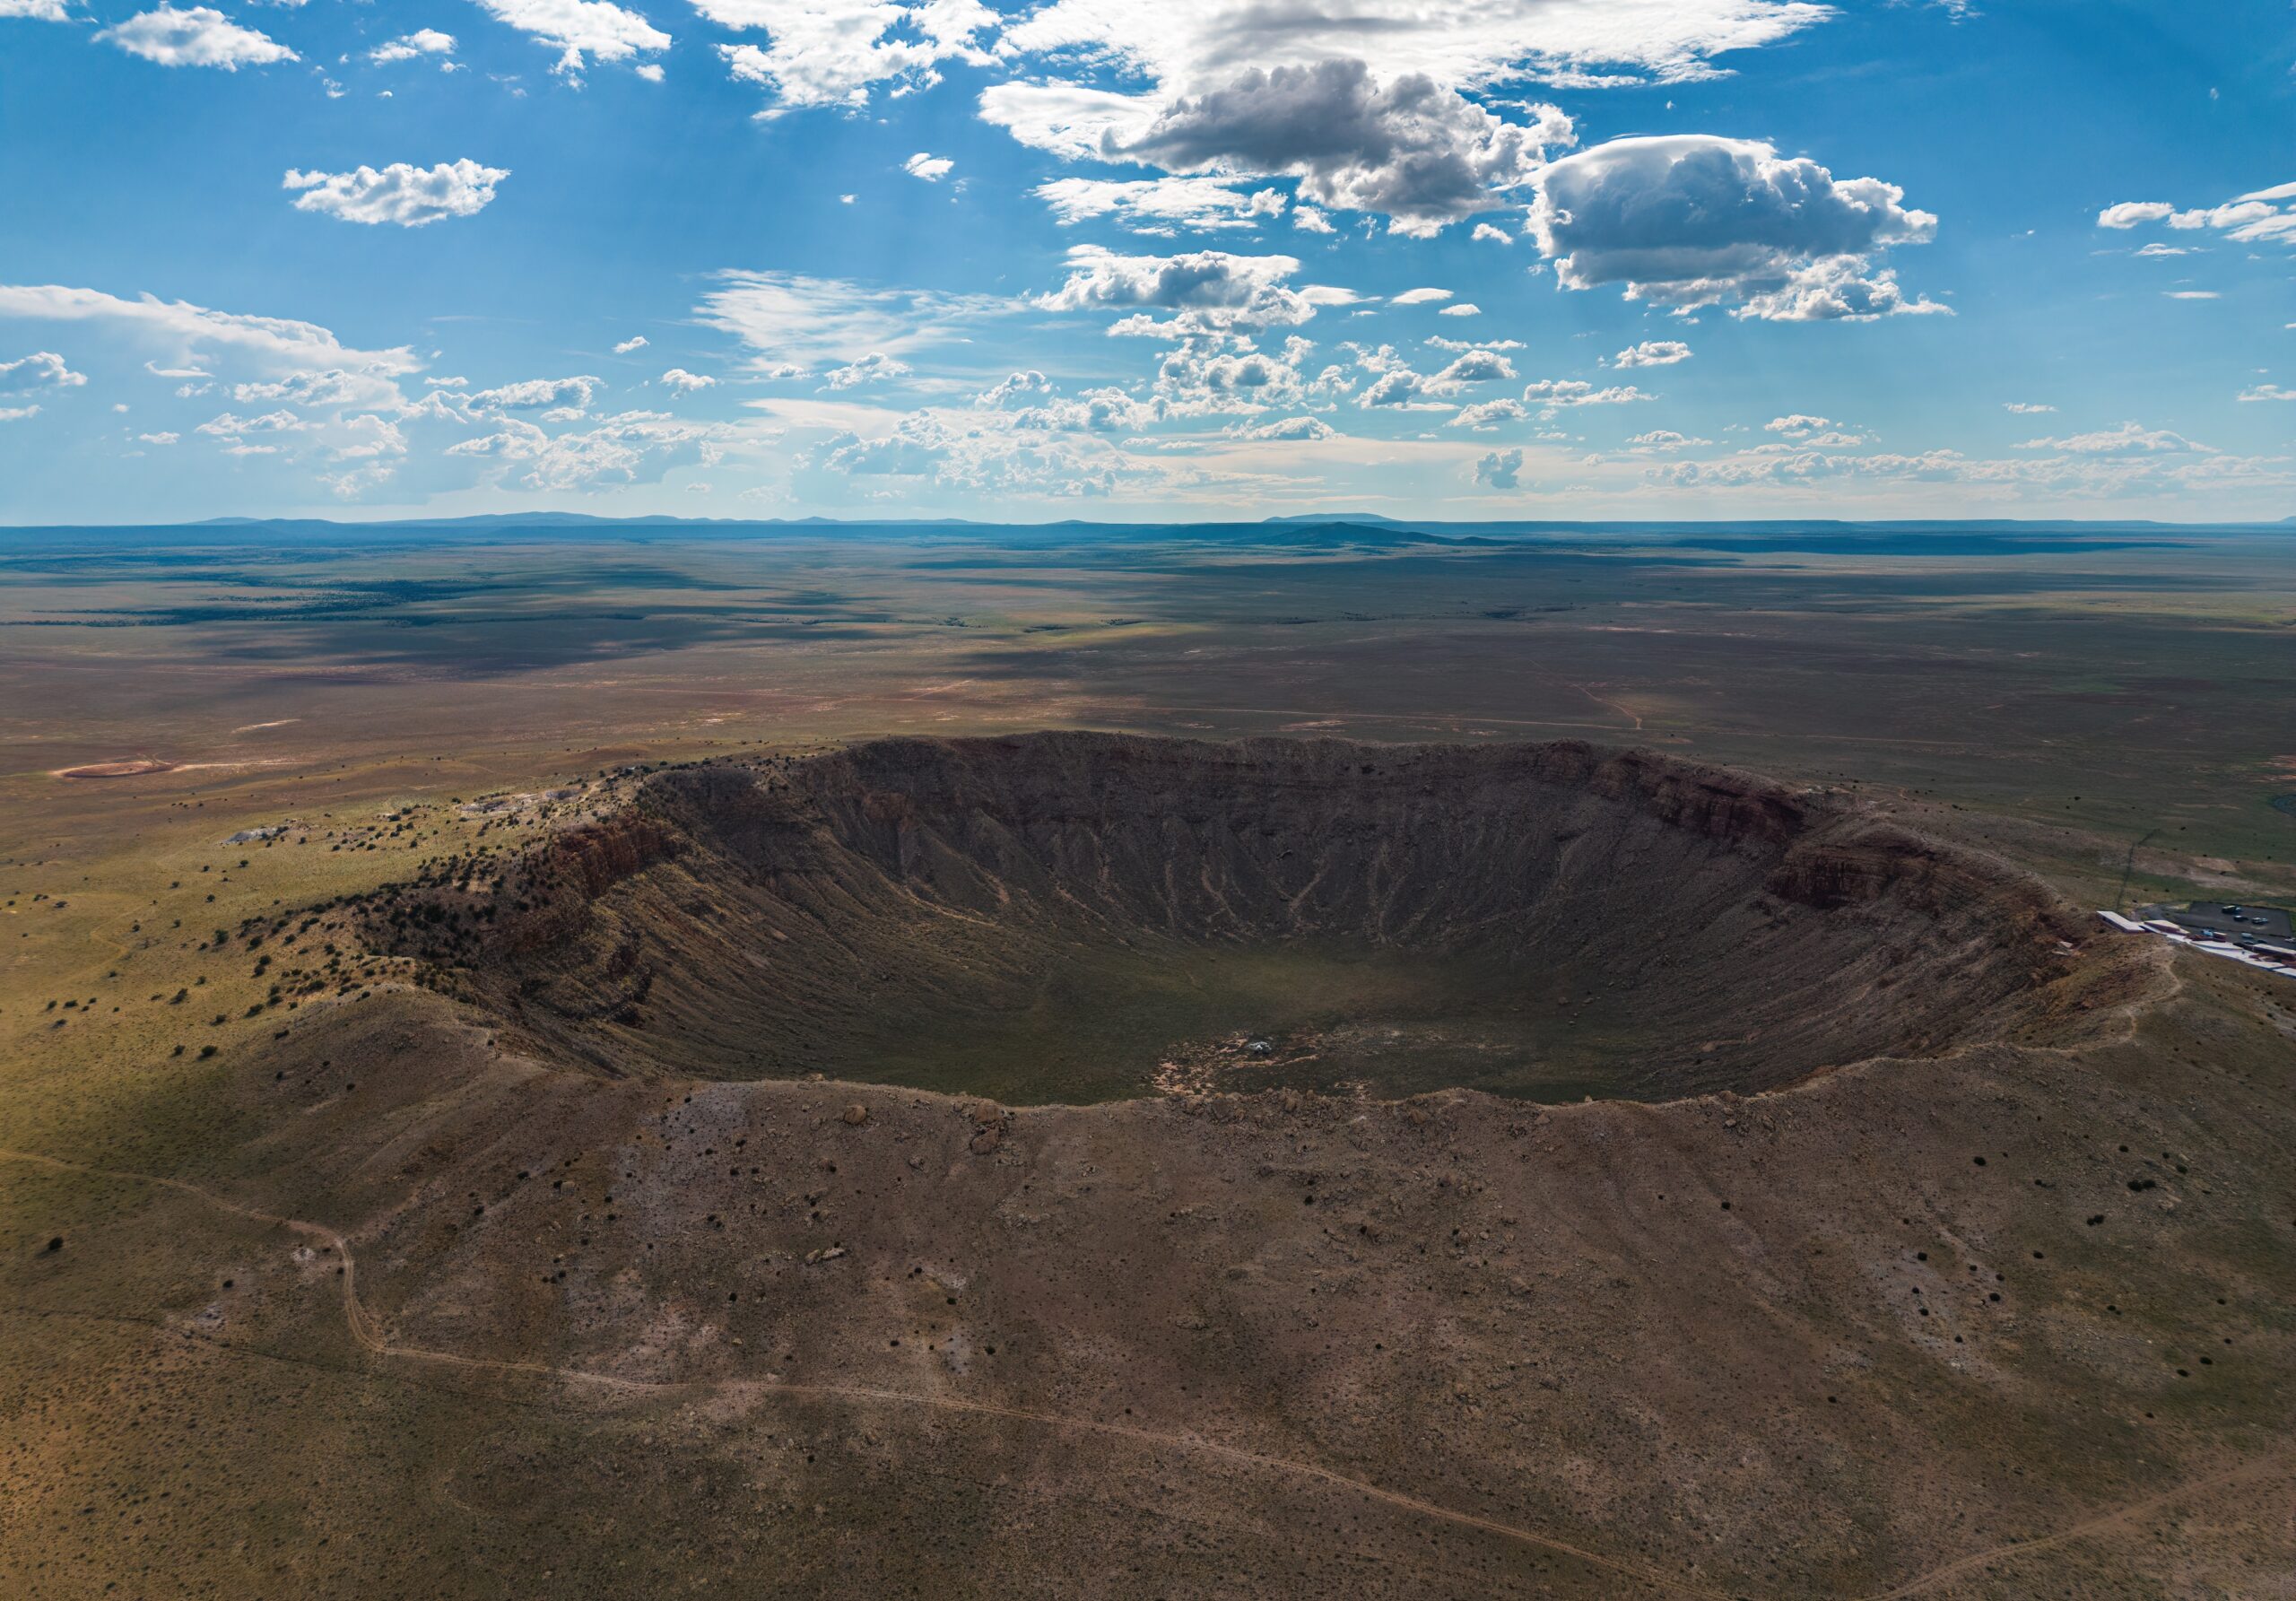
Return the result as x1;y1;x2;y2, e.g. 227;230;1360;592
472;375;604;411
1079;61;1574;238
98;5;296;68
996;0;1831;93
976;370;1050;406
703;0;996;113
0;351;88;392
979;2;1829;233
1474;447;1524;489
1613;339;1691;367
369;29;456;63
822;351;912;388
1036;245;1323;335
448;407;728;490
230;368;402;408
2096;202;2174;230
1523;378;1650;409
1528;135;1941;320
1431;348;1515;383
283;161;508;227
196;408;310;441
471;0;668;77
1449;397;1528;429
2015;421;2212;456
1224;414;1335;441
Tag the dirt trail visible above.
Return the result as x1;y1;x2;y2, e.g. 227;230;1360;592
0;1146;1724;1597
4;1144;2276;1600
1858;1450;2296;1599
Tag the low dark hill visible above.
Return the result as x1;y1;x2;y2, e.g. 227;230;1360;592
364;735;2100;1105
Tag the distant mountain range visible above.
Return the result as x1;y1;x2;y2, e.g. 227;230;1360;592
191;511;990;530
0;512;2280;539
185;509;1438;532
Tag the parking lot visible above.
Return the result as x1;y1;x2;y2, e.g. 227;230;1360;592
2137;901;2295;945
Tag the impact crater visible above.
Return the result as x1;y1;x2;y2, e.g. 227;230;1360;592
369;734;2091;1104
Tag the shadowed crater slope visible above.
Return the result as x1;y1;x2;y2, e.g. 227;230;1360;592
370;734;2092;1103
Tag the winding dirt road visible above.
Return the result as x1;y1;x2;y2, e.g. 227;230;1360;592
5;1145;2281;1599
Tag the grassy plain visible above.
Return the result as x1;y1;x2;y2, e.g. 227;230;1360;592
4;517;2293;1170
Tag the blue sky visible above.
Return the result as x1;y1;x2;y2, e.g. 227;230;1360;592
0;0;2290;523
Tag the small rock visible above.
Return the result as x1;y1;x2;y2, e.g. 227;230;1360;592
841;1103;869;1127
966;1100;1009;1153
